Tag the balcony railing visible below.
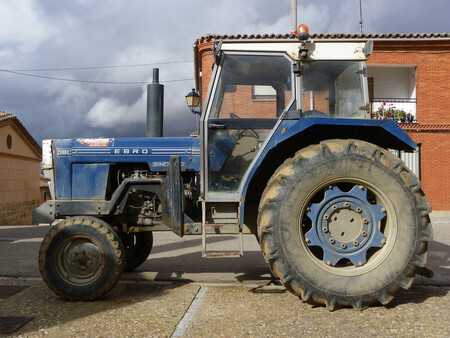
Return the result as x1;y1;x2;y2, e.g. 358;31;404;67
370;98;417;123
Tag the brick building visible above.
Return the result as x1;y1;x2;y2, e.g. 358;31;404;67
194;33;450;210
0;111;41;224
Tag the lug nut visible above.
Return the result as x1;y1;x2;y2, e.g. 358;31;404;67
353;240;359;246
329;238;335;244
356;207;362;213
344;202;350;207
323;214;329;220
322;227;328;233
332;205;338;210
363;218;369;224
362;231;367;237
341;243;347;249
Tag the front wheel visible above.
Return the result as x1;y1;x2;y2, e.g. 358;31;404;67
120;232;153;272
258;139;432;310
39;216;125;301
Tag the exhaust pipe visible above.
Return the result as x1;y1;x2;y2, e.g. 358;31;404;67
146;68;164;137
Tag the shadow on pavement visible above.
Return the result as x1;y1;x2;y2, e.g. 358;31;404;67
386;286;449;308
0;279;197;336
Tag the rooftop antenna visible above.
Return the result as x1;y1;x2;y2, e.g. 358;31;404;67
358;0;364;34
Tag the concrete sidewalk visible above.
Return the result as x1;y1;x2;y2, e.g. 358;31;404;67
422;212;450;286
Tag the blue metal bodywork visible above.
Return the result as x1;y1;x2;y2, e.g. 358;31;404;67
53;137;200;200
238;117;416;225
274;117;415;150
243;117;415;198
51;118;414;203
45;117;416;230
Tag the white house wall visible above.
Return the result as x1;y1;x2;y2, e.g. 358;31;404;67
368;66;417;115
368;66;416;98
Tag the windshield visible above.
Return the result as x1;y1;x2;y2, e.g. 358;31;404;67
301;61;367;118
206;53;293;193
210;54;293;119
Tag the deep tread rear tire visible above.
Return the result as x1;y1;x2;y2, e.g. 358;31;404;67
39;216;125;301
258;139;432;310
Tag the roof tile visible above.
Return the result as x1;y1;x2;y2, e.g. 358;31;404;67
196;33;450;43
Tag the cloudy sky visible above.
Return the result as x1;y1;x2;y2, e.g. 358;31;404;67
1;0;449;145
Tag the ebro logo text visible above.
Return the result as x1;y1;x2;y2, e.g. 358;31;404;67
113;148;150;155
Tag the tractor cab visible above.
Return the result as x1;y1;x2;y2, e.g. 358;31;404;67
201;39;371;207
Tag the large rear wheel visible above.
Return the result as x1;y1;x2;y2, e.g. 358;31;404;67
39;216;125;301
258;139;432;310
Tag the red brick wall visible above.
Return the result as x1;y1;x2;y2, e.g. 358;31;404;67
219;86;277;118
405;131;450;210
368;40;450;125
196;40;214;107
196;38;450;210
369;40;450;210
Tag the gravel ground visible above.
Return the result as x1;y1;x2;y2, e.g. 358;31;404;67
184;284;450;337
0;278;448;337
0;279;199;337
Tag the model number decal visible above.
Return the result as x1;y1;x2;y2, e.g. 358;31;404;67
57;149;71;156
152;161;186;167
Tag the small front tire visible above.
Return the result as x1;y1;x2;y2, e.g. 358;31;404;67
39;216;125;301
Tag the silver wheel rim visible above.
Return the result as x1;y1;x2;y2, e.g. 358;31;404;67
55;235;106;286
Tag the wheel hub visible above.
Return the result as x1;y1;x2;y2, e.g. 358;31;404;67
305;185;386;267
63;239;104;280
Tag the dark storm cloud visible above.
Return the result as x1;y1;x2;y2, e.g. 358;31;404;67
0;0;449;145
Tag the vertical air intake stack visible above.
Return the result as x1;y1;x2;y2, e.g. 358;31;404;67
146;68;164;137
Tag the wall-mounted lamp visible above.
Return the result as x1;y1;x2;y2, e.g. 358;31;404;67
185;88;201;114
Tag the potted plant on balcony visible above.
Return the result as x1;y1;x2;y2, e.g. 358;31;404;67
375;103;411;123
406;113;415;123
375;102;388;119
398;110;406;122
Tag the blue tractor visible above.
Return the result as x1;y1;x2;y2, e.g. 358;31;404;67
34;36;432;310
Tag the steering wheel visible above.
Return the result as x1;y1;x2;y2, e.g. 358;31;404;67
229;113;260;139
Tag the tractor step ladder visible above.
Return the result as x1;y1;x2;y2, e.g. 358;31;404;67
201;223;244;258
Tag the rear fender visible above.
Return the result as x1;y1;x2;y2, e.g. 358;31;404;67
275;117;416;151
240;118;416;227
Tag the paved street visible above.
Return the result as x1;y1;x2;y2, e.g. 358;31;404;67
0;212;449;336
